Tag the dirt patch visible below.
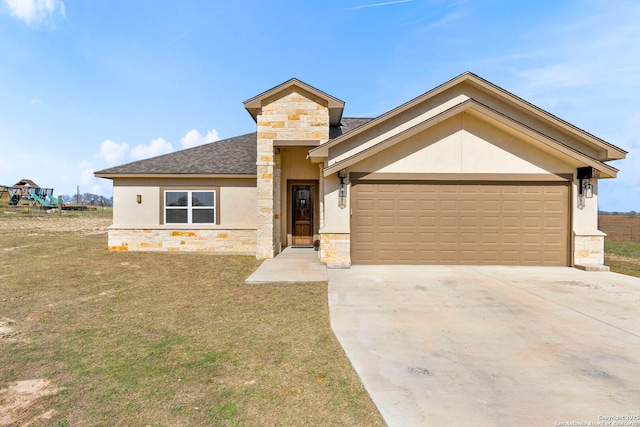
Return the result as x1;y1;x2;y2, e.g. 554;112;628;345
599;214;640;242
0;215;111;236
0;318;19;342
0;379;61;426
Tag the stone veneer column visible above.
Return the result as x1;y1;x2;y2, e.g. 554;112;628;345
254;89;330;259
256;129;275;259
573;233;609;270
273;151;282;254
320;233;351;268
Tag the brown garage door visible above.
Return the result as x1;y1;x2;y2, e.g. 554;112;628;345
351;181;569;265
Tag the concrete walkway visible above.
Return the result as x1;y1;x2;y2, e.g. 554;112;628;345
245;247;327;284
329;265;640;426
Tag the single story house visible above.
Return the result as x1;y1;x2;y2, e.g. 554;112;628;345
95;72;626;269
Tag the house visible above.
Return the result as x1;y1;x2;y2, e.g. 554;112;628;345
95;72;626;269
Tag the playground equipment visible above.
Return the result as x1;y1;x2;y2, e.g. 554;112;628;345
27;188;60;208
0;185;60;209
0;186;21;205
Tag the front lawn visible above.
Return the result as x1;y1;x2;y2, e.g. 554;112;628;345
0;215;383;426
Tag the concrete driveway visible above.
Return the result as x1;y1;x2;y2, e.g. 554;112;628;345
328;266;640;426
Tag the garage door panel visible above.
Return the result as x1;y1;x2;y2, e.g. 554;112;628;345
481;201;500;213
397;216;416;227
481;251;500;263
523;233;542;244
459;233;479;244
502;200;521;212
439;251;458;262
377;216;395;227
398;232;417;243
351;182;568;265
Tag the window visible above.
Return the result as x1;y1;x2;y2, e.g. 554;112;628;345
164;190;216;224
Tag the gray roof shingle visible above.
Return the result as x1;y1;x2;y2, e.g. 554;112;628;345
95;133;257;176
95;118;373;176
330;117;374;139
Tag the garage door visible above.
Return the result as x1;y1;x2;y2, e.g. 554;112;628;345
351;181;569;265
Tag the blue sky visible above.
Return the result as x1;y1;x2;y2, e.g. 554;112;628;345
1;0;638;211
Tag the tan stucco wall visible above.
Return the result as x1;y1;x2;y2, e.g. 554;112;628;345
328;86;468;166
326;81;604;166
321;174;350;233
350;114;576;175
572;179;600;234
111;178;256;229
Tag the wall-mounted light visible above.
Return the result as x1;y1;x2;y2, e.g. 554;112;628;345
136;194;142;204
577;167;599;209
582;179;593;198
338;169;348;209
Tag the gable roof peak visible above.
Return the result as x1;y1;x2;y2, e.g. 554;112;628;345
244;77;345;126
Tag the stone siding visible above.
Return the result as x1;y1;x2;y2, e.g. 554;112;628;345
573;234;606;267
320;233;351;268
255;89;330;259
107;229;256;254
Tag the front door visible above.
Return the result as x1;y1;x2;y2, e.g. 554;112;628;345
292;184;314;245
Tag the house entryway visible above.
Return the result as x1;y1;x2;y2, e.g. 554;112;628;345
245;247;327;284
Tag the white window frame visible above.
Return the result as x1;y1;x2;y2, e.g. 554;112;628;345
163;189;217;225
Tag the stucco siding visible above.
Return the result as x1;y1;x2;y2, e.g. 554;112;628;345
350;114;575;176
327;87;469;165
111;178;257;229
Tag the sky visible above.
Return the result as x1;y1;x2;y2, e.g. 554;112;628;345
0;0;639;211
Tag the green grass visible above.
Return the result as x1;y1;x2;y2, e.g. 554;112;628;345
0;217;383;426
605;240;640;277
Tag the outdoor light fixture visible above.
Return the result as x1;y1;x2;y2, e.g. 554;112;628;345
338;169;348;209
582;179;594;198
577;167;599;209
137;194;142;204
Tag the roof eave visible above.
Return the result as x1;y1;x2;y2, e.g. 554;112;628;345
322;100;619;179
311;71;626;162
94;173;257;180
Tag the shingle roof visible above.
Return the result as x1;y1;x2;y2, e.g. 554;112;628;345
95;133;257;176
95;119;373;177
330;117;374;139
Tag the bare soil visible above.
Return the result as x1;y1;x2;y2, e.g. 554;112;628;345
0;214;111;235
0;380;61;426
599;214;640;242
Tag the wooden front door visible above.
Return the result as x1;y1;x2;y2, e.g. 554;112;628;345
292;184;314;245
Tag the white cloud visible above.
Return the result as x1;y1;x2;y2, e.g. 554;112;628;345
79;161;94;185
344;0;414;10
180;128;220;149
131;137;174;160
78;160;112;197
2;0;66;26
99;139;130;165
30;98;43;105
